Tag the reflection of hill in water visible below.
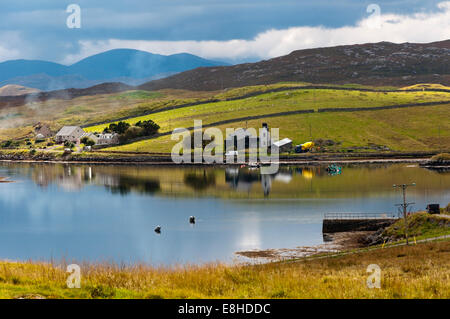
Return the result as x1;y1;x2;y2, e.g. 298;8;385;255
5;162;447;199
184;170;216;191
104;175;160;196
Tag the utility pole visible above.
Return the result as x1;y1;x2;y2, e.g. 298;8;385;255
309;123;312;140
393;183;416;245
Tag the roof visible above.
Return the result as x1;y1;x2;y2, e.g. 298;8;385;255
97;133;118;139
272;138;292;147
80;132;97;139
56;126;82;136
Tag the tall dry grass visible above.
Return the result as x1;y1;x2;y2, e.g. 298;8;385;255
0;240;449;299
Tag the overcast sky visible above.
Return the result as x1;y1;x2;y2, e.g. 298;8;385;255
0;0;449;64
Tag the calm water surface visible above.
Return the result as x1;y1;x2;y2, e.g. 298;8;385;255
0;162;448;265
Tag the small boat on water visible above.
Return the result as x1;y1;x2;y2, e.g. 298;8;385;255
248;162;260;169
326;164;342;175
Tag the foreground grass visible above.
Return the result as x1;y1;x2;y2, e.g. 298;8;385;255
0;240;449;299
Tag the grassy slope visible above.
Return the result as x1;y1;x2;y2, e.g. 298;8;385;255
85;89;450;133
104;104;450;153
1;83;449;153
0;89;217;141
78;88;450;153
0;239;448;299
384;212;450;241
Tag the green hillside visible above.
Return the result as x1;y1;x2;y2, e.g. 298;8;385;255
82;87;450;153
1;83;449;154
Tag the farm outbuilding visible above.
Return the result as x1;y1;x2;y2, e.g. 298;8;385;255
271;138;293;153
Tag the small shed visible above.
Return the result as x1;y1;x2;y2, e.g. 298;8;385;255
271;138;293;153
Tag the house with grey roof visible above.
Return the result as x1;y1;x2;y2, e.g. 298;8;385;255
55;126;85;143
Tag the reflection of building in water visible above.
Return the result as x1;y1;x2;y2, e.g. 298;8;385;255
225;167;293;196
261;173;271;197
274;172;293;183
94;173;120;188
58;166;97;191
31;165;96;190
225;168;260;192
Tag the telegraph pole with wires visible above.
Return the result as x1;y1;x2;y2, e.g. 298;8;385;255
393;183;416;245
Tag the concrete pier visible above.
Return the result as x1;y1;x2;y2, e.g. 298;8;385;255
322;213;398;233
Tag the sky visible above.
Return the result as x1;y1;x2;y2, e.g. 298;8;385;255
0;0;449;64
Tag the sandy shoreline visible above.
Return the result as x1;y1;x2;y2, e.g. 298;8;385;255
235;231;374;263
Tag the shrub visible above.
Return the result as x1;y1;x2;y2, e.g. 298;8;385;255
88;285;115;298
64;141;75;148
2;140;12;148
80;137;96;146
119;126;144;143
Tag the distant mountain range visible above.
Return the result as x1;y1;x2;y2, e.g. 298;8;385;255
139;40;450;91
0;49;227;90
0;40;448;108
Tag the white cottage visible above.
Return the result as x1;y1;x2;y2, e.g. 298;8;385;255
55;126;85;143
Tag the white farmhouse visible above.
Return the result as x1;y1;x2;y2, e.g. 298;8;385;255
96;133;119;145
55;126;85;143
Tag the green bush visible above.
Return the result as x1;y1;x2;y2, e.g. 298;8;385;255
64;141;75;148
2;140;12;148
119;126;144;143
87;285;115;298
80;137;96;146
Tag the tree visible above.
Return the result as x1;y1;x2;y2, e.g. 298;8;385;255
135;120;160;136
104;121;130;134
